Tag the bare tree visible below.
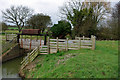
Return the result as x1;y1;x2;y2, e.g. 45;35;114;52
60;0;110;37
2;5;33;33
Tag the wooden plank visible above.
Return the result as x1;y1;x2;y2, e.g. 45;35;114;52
68;48;78;50
81;46;92;49
40;51;48;53
58;39;66;41
58;42;66;44
40;53;48;54
50;42;57;44
58;47;66;49
50;39;57;41
81;44;92;46
59;45;66;47
50;44;57;46
40;48;48;50
69;40;79;42
68;45;78;48
50;47;57;49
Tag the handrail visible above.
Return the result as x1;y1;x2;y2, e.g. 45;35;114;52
21;46;39;70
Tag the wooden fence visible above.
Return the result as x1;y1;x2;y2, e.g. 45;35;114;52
47;35;96;54
21;46;40;69
20;35;96;69
19;36;44;50
5;33;16;41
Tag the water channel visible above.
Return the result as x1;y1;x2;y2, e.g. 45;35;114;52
2;56;24;79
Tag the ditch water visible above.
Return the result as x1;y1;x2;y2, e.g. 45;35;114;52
2;56;24;79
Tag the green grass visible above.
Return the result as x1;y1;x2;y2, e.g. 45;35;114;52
8;27;18;30
5;30;19;34
24;41;118;78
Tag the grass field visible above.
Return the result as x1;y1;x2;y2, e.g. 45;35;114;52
5;30;19;34
23;41;118;78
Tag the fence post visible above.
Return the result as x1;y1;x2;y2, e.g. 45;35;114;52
91;35;95;50
47;37;50;54
21;35;23;48
38;46;40;54
66;38;68;51
75;36;77;40
83;36;85;40
25;35;26;41
78;37;81;49
57;37;59;52
40;36;41;47
5;32;7;41
44;34;47;45
37;36;38;41
17;34;20;43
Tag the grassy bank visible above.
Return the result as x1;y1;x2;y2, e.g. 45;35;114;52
23;41;118;78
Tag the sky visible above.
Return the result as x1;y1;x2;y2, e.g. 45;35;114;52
0;0;119;25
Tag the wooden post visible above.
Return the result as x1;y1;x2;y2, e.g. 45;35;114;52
30;35;32;50
94;36;96;49
17;34;20;43
91;35;95;50
44;34;47;45
47;37;50;54
38;46;40;54
40;36;41;47
56;37;59;52
5;33;7;41
21;35;23;48
66;38;68;51
78;37;81;49
37;36;38;41
8;34;9;41
83;36;85;40
75;36;77;40
91;35;93;40
25;35;26;41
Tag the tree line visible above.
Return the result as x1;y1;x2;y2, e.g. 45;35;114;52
1;0;119;40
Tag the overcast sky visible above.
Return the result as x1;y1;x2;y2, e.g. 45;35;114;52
0;0;119;25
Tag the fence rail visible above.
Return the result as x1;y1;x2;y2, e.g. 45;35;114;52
5;33;16;41
21;46;39;69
